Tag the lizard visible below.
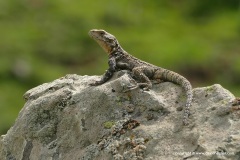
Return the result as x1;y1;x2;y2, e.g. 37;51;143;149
88;29;193;125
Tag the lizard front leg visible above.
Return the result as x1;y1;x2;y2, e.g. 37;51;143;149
116;62;130;70
90;56;116;86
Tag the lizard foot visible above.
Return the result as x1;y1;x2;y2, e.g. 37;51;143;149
138;83;151;91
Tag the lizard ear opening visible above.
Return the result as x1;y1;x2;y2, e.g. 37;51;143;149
107;38;114;43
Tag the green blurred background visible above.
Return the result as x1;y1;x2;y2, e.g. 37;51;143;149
0;0;239;134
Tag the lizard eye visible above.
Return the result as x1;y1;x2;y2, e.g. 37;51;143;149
99;31;105;35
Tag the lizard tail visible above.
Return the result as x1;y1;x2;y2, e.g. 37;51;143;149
154;69;193;125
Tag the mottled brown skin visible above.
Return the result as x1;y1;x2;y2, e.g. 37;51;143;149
89;29;193;125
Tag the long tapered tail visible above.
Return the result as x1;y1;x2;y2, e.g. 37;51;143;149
154;69;193;125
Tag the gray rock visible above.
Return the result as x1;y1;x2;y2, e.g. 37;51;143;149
0;72;239;160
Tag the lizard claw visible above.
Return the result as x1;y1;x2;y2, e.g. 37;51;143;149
142;87;150;91
89;81;102;86
122;84;150;92
122;85;138;92
89;83;97;86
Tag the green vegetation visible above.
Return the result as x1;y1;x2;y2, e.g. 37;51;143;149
0;0;239;134
103;121;115;129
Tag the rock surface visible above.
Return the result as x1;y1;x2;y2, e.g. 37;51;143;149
0;71;239;160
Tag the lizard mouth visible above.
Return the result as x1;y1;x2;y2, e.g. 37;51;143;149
88;30;95;39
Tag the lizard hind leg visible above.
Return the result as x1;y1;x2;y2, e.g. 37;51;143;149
129;66;154;91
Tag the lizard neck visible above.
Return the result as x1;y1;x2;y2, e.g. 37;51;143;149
109;43;125;55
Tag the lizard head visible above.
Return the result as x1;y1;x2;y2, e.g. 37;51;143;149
89;29;120;55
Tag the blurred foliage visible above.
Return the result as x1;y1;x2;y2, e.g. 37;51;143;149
0;0;239;134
